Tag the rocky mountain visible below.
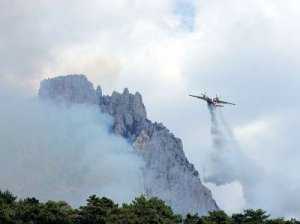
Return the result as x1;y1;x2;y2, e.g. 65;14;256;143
39;74;219;215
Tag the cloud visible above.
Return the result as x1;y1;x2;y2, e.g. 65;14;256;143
0;0;189;90
232;115;300;217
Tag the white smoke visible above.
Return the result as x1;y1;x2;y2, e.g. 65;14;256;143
0;89;144;206
204;106;300;218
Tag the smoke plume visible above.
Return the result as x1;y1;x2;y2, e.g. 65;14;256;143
0;88;144;206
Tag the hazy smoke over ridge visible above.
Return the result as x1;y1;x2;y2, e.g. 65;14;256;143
0;89;144;206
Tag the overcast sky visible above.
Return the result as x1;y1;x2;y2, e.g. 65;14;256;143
1;0;300;218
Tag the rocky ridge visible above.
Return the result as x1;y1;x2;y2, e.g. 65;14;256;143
39;74;219;215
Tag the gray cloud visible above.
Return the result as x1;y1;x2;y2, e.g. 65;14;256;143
0;0;188;87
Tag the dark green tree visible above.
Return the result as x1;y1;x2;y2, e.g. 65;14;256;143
15;197;42;223
38;200;74;224
184;213;202;224
203;210;231;224
119;195;182;224
286;218;300;224
265;218;287;224
242;209;270;224
232;213;246;224
0;190;17;223
77;195;117;224
0;190;17;204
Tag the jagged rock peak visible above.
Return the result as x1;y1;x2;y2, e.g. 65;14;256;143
96;86;102;97
123;88;129;95
39;74;148;138
39;74;97;104
100;88;147;138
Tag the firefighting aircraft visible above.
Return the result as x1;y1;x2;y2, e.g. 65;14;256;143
189;93;236;107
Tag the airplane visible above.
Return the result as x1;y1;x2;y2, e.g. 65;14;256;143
189;93;235;107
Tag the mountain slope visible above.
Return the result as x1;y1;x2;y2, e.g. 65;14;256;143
39;74;219;215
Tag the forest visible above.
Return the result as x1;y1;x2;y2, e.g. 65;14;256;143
0;189;298;224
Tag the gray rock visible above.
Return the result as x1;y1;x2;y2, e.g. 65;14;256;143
38;74;219;215
136;124;218;215
99;89;147;140
39;74;97;104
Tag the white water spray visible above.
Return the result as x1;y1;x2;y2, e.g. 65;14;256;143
204;105;262;209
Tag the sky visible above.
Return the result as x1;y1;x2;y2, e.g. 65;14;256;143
1;0;300;218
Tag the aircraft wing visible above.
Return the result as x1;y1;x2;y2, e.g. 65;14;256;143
217;100;236;105
189;94;206;100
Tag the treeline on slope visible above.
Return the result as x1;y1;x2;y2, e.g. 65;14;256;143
0;190;298;224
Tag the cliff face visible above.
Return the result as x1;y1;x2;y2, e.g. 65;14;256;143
39;74;219;215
